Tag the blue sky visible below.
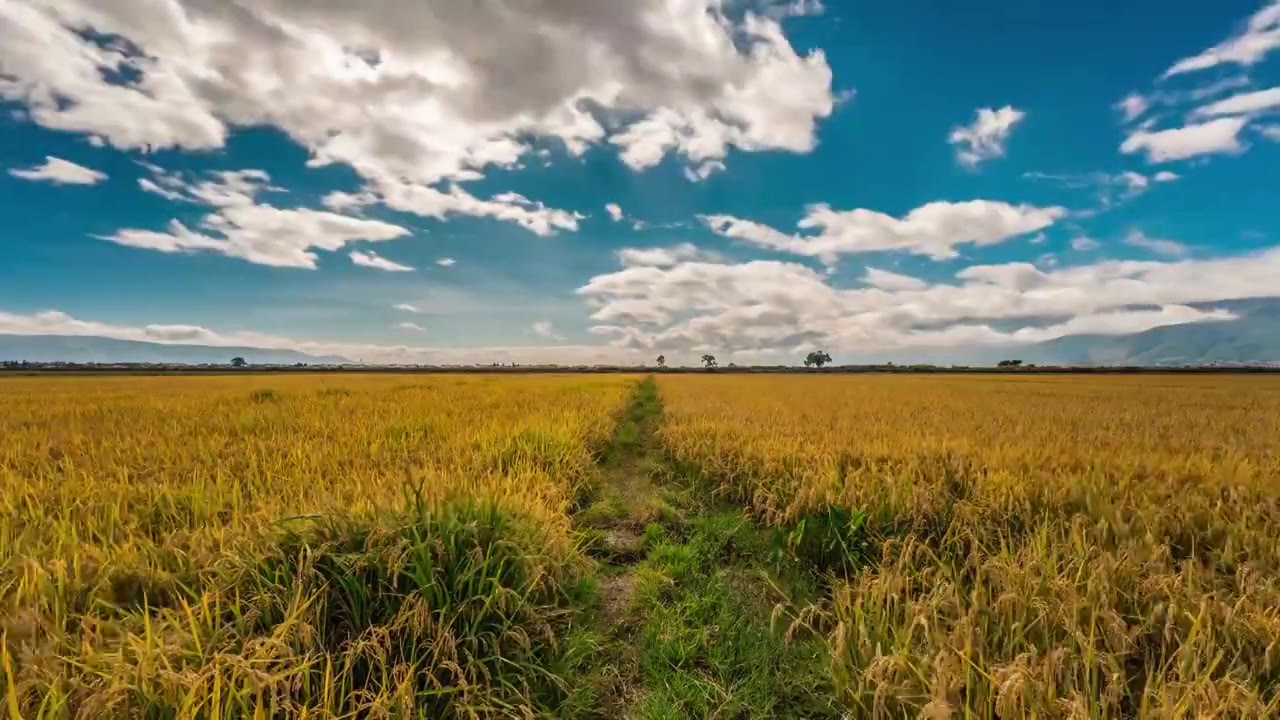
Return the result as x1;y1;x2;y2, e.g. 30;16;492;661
1;0;1278;364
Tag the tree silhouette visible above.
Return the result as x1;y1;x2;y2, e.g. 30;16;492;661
656;354;666;368
804;350;833;368
231;357;248;368
701;354;718;370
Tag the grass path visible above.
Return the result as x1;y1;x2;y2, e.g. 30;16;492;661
573;378;839;719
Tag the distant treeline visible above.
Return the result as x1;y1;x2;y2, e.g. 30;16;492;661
4;362;1280;376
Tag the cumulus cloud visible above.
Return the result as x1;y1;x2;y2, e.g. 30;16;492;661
702;199;1064;262
1120;117;1248;162
328;180;582;236
0;0;835;226
576;243;1280;357
103;166;411;268
393;303;421;313
8;156;106;185
605;203;624;222
1071;237;1100;251
436;257;457;267
948;106;1025;168
350;250;414;272
1192;86;1280;117
1163;1;1280;77
104;210;409;269
398;322;425;331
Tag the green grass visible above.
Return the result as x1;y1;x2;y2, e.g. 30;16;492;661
628;512;839;719
569;376;842;717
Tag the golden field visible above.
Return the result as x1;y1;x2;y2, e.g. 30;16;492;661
3;371;1279;718
1;374;629;718
658;374;1280;717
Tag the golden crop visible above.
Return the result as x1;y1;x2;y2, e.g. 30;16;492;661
1;373;629;717
5;371;1279;718
657;374;1280;717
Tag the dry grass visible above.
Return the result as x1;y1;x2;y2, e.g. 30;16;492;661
657;374;1280;718
1;373;629;718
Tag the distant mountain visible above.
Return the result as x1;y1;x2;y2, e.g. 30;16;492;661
1023;298;1280;366
4;297;1279;368
0;335;351;365
836;298;1280;368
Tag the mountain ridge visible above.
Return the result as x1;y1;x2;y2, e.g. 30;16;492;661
0;335;351;365
3;297;1279;367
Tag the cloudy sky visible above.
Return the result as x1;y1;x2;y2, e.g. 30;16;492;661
1;0;1278;364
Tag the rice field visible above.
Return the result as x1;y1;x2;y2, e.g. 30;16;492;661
3;372;1279;718
1;374;629;717
658;374;1280;717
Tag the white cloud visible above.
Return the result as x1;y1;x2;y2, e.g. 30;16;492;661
138;177;186;201
1123;229;1190;258
576;243;1280;357
359;179;581;236
1;0;835;227
1120;117;1248;162
398;322;425;331
1192;86;1280;117
436;257;457;267
1115;93;1150;123
1116;171;1150;193
1024;169;1178;210
683;159;726;182
770;0;826;18
8;156;106;185
13;235;1274;365
322;190;379;212
104;209;409;269
393;303;421;313
531;320;565;341
103;167;411;268
863;267;927;291
605;203;624;222
702;199;1064;262
0;308;641;365
1164;1;1280;77
617;243;721;268
1118;78;1253;126
134;165;283;206
350;250;414;272
1261;125;1280;141
948;106;1025;168
1071;237;1100;251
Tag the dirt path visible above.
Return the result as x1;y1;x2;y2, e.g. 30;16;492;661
574;377;667;712
574;377;837;719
